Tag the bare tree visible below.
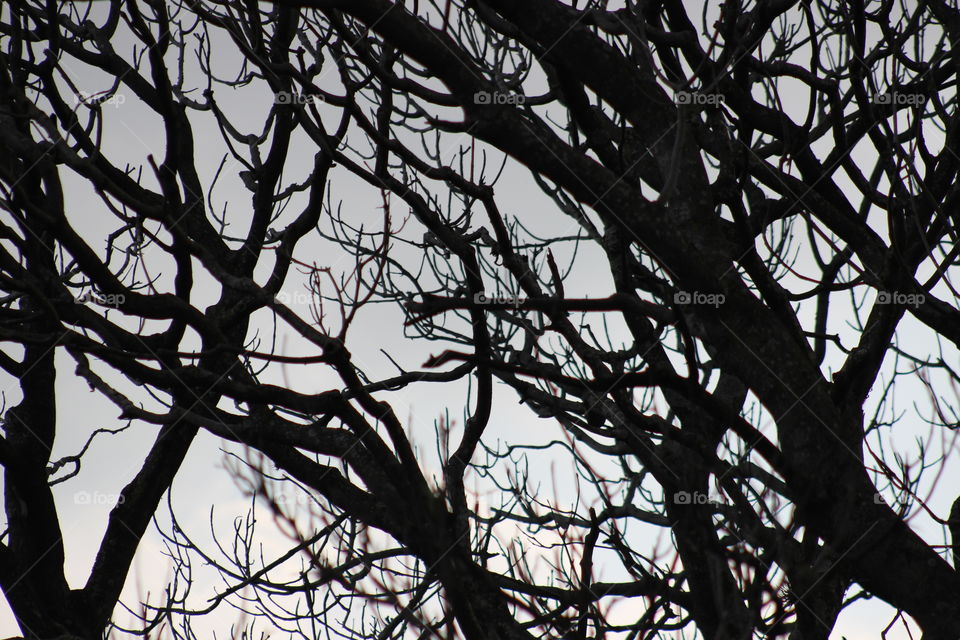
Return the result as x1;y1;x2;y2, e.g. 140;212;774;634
1;1;960;639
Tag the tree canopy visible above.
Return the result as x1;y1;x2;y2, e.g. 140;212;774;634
1;1;960;639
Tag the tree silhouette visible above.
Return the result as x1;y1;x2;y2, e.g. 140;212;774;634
1;1;959;639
